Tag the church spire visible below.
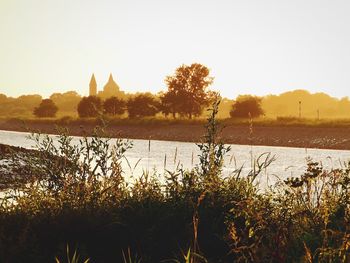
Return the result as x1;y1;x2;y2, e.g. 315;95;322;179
89;73;97;96
108;73;114;82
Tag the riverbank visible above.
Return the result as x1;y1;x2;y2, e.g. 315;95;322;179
0;143;36;190
1;118;350;150
1;117;350;262
1;135;349;262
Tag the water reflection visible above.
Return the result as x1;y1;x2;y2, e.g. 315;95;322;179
1;130;349;187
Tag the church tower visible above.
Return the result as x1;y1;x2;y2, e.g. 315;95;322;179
89;74;97;96
100;73;121;98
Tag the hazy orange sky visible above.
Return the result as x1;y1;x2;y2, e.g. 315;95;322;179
0;0;349;99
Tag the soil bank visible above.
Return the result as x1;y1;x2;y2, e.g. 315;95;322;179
0;119;350;150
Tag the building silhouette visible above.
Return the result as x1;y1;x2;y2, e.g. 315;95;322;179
89;73;125;99
89;74;97;96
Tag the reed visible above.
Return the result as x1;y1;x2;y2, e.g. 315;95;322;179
55;245;90;263
174;146;178;165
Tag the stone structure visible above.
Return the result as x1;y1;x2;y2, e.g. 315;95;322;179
88;73;125;99
89;74;97;96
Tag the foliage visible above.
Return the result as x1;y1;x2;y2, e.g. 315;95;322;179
77;96;102;118
55;245;90;263
163;63;214;119
230;95;264;118
262;89;350;119
282;159;350;262
127;93;160;118
196;100;231;179
33;99;58;118
159;91;179;118
0;93;42;117
22;125;132;195
103;96;126;116
50;91;82;115
0;100;349;262
2;88;350;119
122;248;142;263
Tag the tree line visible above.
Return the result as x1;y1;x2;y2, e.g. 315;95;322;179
2;63;350;119
32;63;264;119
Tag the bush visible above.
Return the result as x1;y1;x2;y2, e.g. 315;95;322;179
103;96;126;116
33;99;58;118
230;95;264;118
127;94;160;118
77;96;102;118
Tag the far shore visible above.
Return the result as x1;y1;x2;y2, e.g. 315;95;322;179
1;118;350;150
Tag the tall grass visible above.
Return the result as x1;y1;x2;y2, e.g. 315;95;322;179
55;245;90;263
0;100;349;262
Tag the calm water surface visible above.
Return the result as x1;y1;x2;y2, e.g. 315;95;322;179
1;130;350;187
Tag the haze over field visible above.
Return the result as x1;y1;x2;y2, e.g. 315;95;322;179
1;0;350;99
2;2;350;261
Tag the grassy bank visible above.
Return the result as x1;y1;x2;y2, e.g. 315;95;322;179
1;116;350;150
0;103;349;262
4;115;350;127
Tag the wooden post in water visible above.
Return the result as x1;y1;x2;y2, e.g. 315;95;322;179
147;139;151;170
164;154;167;171
174;147;178;165
191;151;194;167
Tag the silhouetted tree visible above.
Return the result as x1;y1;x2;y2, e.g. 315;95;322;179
164;63;214;119
33;99;58;118
159;91;178;118
77;96;102;118
0;94;43;117
127;93;160;118
0;94;7;103
230;95;264;118
103;96;126;116
50;91;81;114
18;95;43;108
261;89;350;118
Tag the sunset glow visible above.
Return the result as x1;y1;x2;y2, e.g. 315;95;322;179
1;0;349;99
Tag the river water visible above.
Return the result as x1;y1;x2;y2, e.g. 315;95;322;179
1;129;350;187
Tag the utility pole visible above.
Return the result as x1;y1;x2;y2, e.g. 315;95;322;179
299;101;302;119
317;109;320;120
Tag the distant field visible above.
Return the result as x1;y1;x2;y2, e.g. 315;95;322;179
2;115;350;127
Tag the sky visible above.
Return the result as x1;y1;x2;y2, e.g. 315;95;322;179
0;0;349;99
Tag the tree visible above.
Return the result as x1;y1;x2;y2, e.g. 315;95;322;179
103;97;126;116
18;94;42;109
77;96;102;118
0;94;7;104
164;63;214;119
230;95;264;118
0;94;42;118
126;93;159;118
50;91;81;114
33;99;58;118
159;91;178;118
